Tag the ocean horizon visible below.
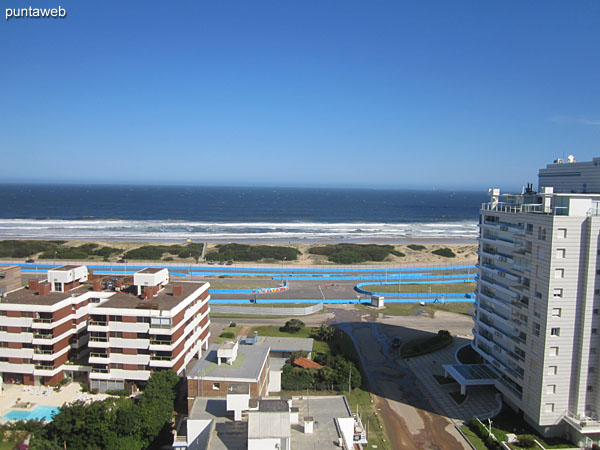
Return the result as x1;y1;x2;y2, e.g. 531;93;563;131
0;184;486;242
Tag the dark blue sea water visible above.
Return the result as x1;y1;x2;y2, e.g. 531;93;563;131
0;184;486;241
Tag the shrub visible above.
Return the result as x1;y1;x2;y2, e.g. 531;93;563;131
106;389;130;397
219;331;235;339
281;319;305;333
206;243;300;262
407;244;426;251
432;247;456;258
309;244;403;264
289;351;309;363
229;322;237;328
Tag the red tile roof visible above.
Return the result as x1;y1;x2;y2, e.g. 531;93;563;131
292;358;323;369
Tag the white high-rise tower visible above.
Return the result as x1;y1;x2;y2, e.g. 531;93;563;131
474;157;600;448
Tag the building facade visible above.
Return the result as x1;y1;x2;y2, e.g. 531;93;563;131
474;157;600;447
0;265;211;391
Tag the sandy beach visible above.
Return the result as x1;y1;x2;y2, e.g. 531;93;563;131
2;239;478;266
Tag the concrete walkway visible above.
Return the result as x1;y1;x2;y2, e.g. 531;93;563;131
0;382;110;420
405;340;501;421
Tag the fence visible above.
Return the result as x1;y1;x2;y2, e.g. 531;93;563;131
210;302;324;316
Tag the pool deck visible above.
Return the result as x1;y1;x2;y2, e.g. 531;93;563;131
0;383;110;421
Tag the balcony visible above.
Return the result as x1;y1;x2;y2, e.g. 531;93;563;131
91;367;109;374
33;318;53;324
33;334;53;340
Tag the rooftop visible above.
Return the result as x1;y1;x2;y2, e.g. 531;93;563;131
188;343;269;381
257;336;313;353
136;267;165;274
258;399;289;413
248;410;290;439
97;282;206;310
293;358;323;370
187;395;353;450
50;265;83;271
0;285;90;306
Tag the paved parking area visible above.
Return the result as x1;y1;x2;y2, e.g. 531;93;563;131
405;339;501;421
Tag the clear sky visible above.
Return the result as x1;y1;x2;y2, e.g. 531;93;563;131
1;1;599;190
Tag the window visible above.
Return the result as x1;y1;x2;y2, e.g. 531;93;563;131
533;323;541;337
526;224;533;234
551;328;560;337
549;347;559;356
553;288;563;298
545;403;555;413
555;269;565;279
588;386;594;392
110;331;122;338
546;385;556;394
592;348;597;355
595;309;599;315
552;308;562;318
593;329;598;335
112;363;123;369
538;227;546;241
212;383;220;390
590;367;596;373
109;315;122;322
557;228;567;239
548;366;558;375
556;248;566;259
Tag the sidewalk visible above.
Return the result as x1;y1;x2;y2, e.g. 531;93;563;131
405;340;501;421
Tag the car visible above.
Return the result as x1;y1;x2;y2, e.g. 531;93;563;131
208;260;215;265
25;258;35;263
226;260;233;265
392;337;401;348
218;260;225;265
117;259;127;264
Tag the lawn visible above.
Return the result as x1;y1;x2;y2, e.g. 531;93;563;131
360;282;476;294
207;281;282;289
356;302;473;318
248;325;314;339
487;408;574;449
215;325;242;343
345;388;391;449
459;425;488;450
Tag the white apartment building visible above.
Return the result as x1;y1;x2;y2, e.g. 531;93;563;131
474;157;600;447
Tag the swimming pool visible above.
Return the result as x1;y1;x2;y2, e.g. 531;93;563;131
2;405;59;421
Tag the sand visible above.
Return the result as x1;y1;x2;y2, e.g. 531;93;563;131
3;239;478;266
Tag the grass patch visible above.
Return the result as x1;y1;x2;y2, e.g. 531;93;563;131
433;374;456;385
401;330;453;358
360;282;475;294
449;390;467;405
208;281;282;289
407;244;426;251
460;425;488;450
215;325;242;343
356;302;473;317
248;325;313;339
490;408;574;449
309;244;404;264
345;389;391;449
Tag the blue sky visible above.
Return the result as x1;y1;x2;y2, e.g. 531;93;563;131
1;1;599;190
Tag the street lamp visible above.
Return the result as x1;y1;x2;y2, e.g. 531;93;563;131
281;257;286;286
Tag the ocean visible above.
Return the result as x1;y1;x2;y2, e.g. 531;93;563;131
0;184;486;242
